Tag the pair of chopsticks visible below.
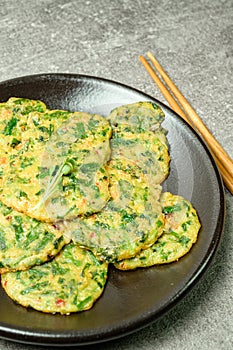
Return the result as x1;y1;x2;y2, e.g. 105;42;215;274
139;52;233;195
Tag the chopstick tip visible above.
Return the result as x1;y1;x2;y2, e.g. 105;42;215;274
139;55;146;62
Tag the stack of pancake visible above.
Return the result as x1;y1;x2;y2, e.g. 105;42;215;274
0;99;200;315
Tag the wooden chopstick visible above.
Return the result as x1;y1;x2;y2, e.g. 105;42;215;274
139;53;233;194
147;52;233;176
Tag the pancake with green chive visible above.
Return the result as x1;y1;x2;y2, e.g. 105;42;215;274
1;243;108;315
0;97;47;151
110;124;170;185
0;200;69;273
108;101;165;132
114;192;201;270
0;99;112;222
39;114;111;221
0;97;47;179
65;158;164;263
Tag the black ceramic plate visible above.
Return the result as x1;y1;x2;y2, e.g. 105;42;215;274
0;74;225;347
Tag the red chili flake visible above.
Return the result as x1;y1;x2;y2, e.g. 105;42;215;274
5;216;12;221
95;182;100;186
56;298;66;307
90;232;95;238
3;280;7;287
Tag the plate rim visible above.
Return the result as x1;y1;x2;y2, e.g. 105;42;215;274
0;73;226;346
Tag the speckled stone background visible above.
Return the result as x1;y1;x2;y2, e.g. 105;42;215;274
0;0;232;349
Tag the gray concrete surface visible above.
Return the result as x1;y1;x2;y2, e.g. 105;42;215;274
0;0;232;349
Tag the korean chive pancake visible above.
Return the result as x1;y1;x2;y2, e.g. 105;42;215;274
65;158;164;263
110;124;170;185
1;243;108;315
0;200;70;273
36;114;111;221
0;97;47;154
114;192;201;270
108;101;165;132
0;98;112;222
